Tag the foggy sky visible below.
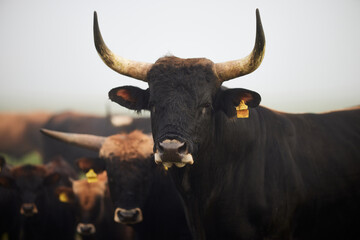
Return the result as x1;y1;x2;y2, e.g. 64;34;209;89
0;0;359;116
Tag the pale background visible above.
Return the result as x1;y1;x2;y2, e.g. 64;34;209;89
1;0;359;116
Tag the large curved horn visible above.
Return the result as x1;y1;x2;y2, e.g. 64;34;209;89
93;11;153;81
40;129;106;152
215;9;266;83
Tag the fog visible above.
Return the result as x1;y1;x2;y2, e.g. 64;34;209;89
0;0;359;116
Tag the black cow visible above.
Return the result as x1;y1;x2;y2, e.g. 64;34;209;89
42;111;151;164
0;156;20;240
41;129;192;240
0;158;77;240
93;9;360;240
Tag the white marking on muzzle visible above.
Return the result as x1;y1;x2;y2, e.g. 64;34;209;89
114;207;143;224
154;151;194;168
77;223;96;235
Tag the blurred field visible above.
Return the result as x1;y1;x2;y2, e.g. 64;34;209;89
1;151;42;166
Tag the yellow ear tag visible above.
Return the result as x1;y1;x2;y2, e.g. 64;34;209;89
163;165;168;171
86;169;98;183
236;100;249;118
59;192;69;203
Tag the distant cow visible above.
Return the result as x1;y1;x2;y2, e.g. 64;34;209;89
0;156;20;240
41;111;151;164
56;171;134;240
93;9;360;240
0;112;51;158
0;158;77;240
41;129;192;240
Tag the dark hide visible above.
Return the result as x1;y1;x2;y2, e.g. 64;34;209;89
43;157;77;240
0;156;20;240
109;56;360;240
41;111;151;164
0;159;77;240
78;156;192;240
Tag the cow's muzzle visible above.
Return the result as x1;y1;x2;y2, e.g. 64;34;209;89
114;208;143;224
77;223;96;235
20;203;38;217
154;139;194;168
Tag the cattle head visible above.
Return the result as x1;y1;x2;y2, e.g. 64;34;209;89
56;172;108;236
41;129;155;225
94;9;265;167
0;164;61;217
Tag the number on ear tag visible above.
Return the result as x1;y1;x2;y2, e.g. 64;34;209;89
236;100;249;118
86;169;98;183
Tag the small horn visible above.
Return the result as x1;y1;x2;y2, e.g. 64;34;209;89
215;9;266;82
40;129;106;152
93;11;152;81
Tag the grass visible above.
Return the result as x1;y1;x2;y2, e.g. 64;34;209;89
1;151;43;166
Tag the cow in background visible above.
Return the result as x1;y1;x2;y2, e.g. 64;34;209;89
56;171;134;240
0;155;20;240
41;111;151;164
41;129;192;240
0;157;77;240
0;112;51;158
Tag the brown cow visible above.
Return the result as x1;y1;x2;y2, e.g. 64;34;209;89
56;171;134;240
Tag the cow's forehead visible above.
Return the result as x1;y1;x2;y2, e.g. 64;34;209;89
153;56;215;67
99;130;153;160
11;165;47;178
147;56;219;88
73;177;107;210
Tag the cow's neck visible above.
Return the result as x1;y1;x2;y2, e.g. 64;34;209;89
170;106;304;239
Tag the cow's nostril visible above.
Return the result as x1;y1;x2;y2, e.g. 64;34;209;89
178;142;187;154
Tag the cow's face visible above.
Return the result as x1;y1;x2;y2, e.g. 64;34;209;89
75;132;154;224
96;9;265;168
107;157;154;224
56;173;108;236
10;165;60;217
109;57;261;167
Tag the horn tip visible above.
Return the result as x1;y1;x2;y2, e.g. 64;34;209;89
40;128;56;138
40;128;49;134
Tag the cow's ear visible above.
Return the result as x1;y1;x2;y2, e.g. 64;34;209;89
55;186;75;204
0;176;14;188
76;157;106;174
216;88;261;118
44;172;61;186
109;86;149;112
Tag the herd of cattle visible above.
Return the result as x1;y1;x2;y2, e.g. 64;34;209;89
1;9;360;240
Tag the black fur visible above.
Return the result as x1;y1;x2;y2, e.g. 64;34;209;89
109;56;360;240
